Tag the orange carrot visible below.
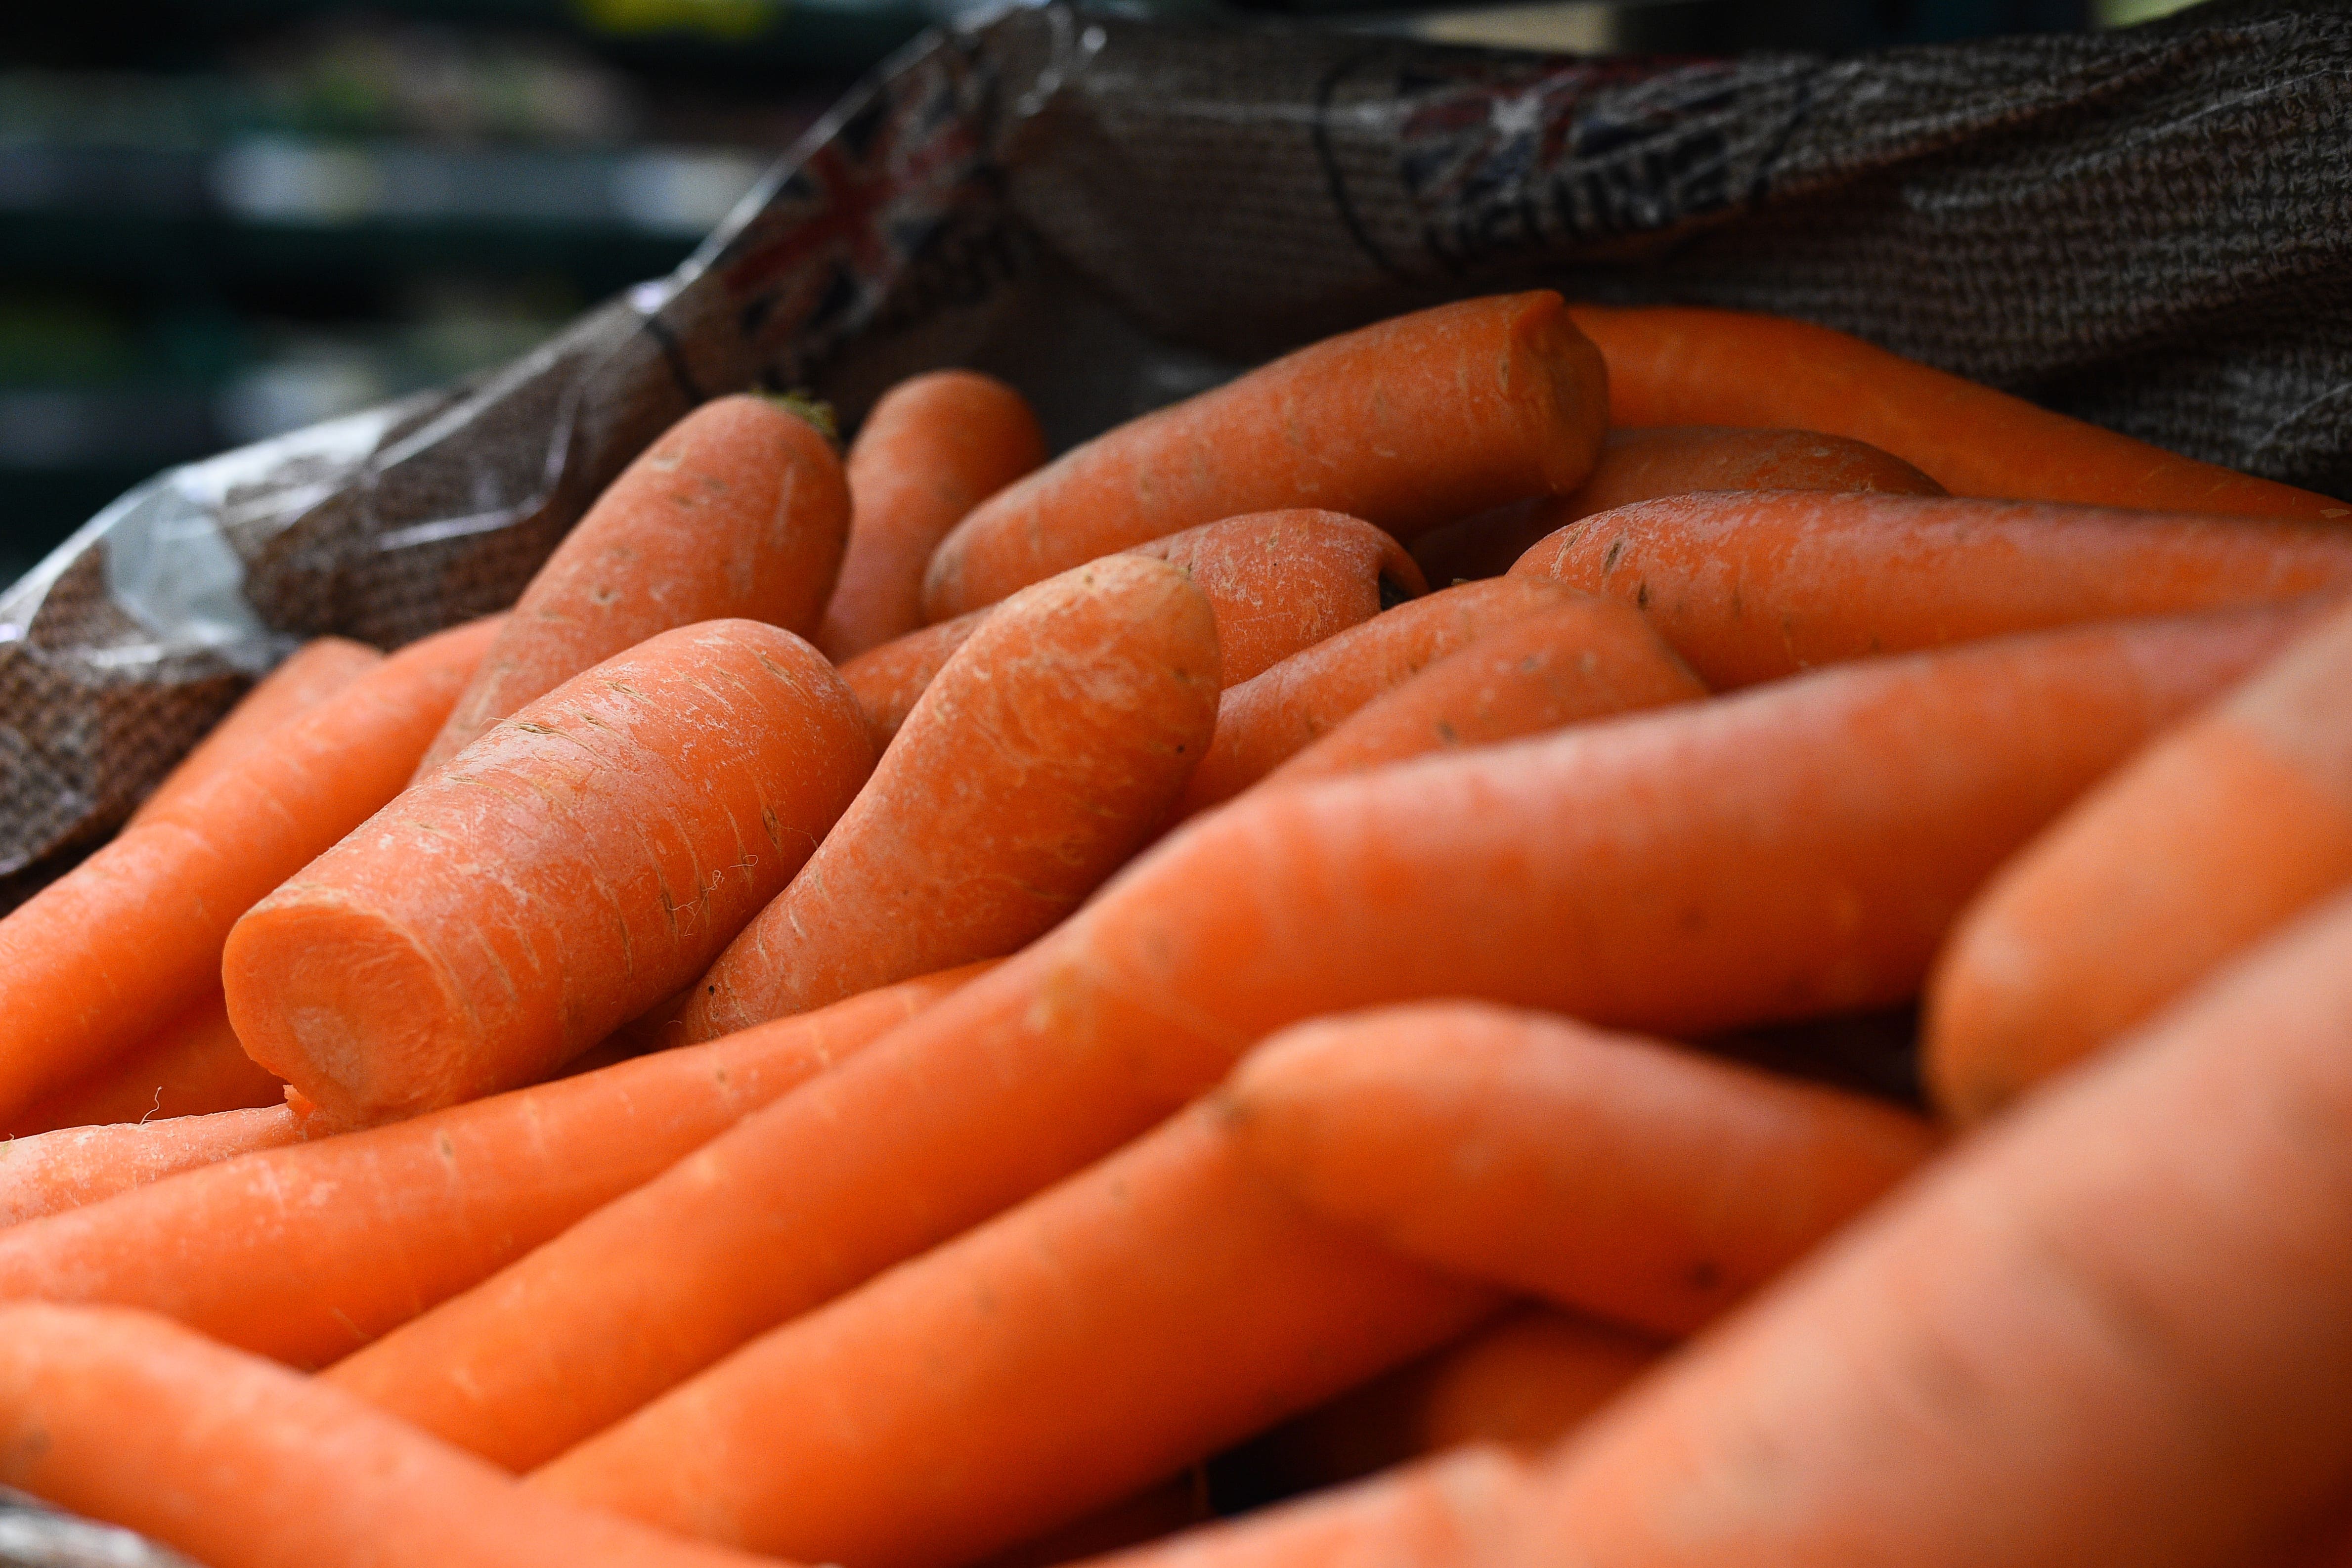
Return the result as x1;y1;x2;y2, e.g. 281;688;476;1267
1170;580;1686;819
226;619;872;1126
415;395;850;777
1495;884;2352;1568
1411;426;1942;586
1069;1446;1533;1568
0;967;974;1368
819;371;1047;660
922;292;1606;619
0;614;500;1127
672;556;1219;1044
973;1475;1213;1568
0;1106;305;1227
0;1304;792;1568
1508;490;2352;688
527;1094;1499;1568
1568;303;2352;521
1225;1002;1937;1338
329;609;2293;1473
1261;607;1705;793
842;510;1423;750
1234;1306;1662;1500
7;985;282;1137
1924;595;2352;1124
128;636;383;827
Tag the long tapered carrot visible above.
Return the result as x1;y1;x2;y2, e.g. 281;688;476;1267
1568;303;2352;521
324;608;2295;1473
128;636;383;827
415;395;850;777
819;371;1046;661
672;556;1218;1044
1236;1305;1662;1501
843;510;1423;750
0;614;501;1127
0;966;975;1368
1925;595;2352;1125
0;1304;793;1568
1070;1446;1534;1568
1260;607;1704;793
1508;490;2352;689
0;1106;305;1228
227;619;872;1127
7;985;282;1137
1225;1002;1937;1338
527;1094;1499;1567
1411;426;1943;587
1495;884;2352;1568
921;292;1606;619
1170;580;1689;819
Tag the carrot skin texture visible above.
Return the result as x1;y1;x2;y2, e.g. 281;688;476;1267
820;371;1046;660
1496;886;2352;1568
128;636;383;827
921;291;1604;619
1411;425;1942;587
0;614;501;1126
0;1305;792;1568
1069;1446;1534;1568
842;510;1421;750
0;968;971;1368
1174;581;1695;818
0;1106;305;1227
1926;596;2352;1124
1509;490;2352;688
675;556;1220;1043
1226;1003;1937;1338
529;1096;1500;1568
226;619;873;1126
1262;606;1705;792
1568;304;2352;520
417;395;851;775
336;610;2298;1472
7;986;282;1137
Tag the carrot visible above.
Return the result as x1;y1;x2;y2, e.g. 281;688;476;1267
1261;606;1705;793
1568;303;2352;521
0;1304;791;1568
842;510;1423;750
1495;883;2352;1568
1507;490;2352;689
671;556;1219;1045
1068;1445;1533;1568
414;394;850;777
6;985;282;1137
526;1094;1499;1568
0;1105;305;1228
127;636;383;827
0;614;500;1128
0;966;975;1368
1924;595;2352;1124
331;609;2294;1473
973;1475;1212;1568
1169;580;1691;820
1225;1002;1937;1338
1411;426;1942;587
921;292;1606;619
1232;1306;1662;1501
226;618;872;1127
818;371;1046;660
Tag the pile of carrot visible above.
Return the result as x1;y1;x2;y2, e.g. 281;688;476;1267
4;289;2352;1568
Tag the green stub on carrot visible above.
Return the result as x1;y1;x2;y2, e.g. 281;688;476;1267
920;292;1605;620
224;619;872;1127
675;554;1220;1044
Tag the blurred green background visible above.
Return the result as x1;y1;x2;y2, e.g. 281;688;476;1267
0;0;2199;586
